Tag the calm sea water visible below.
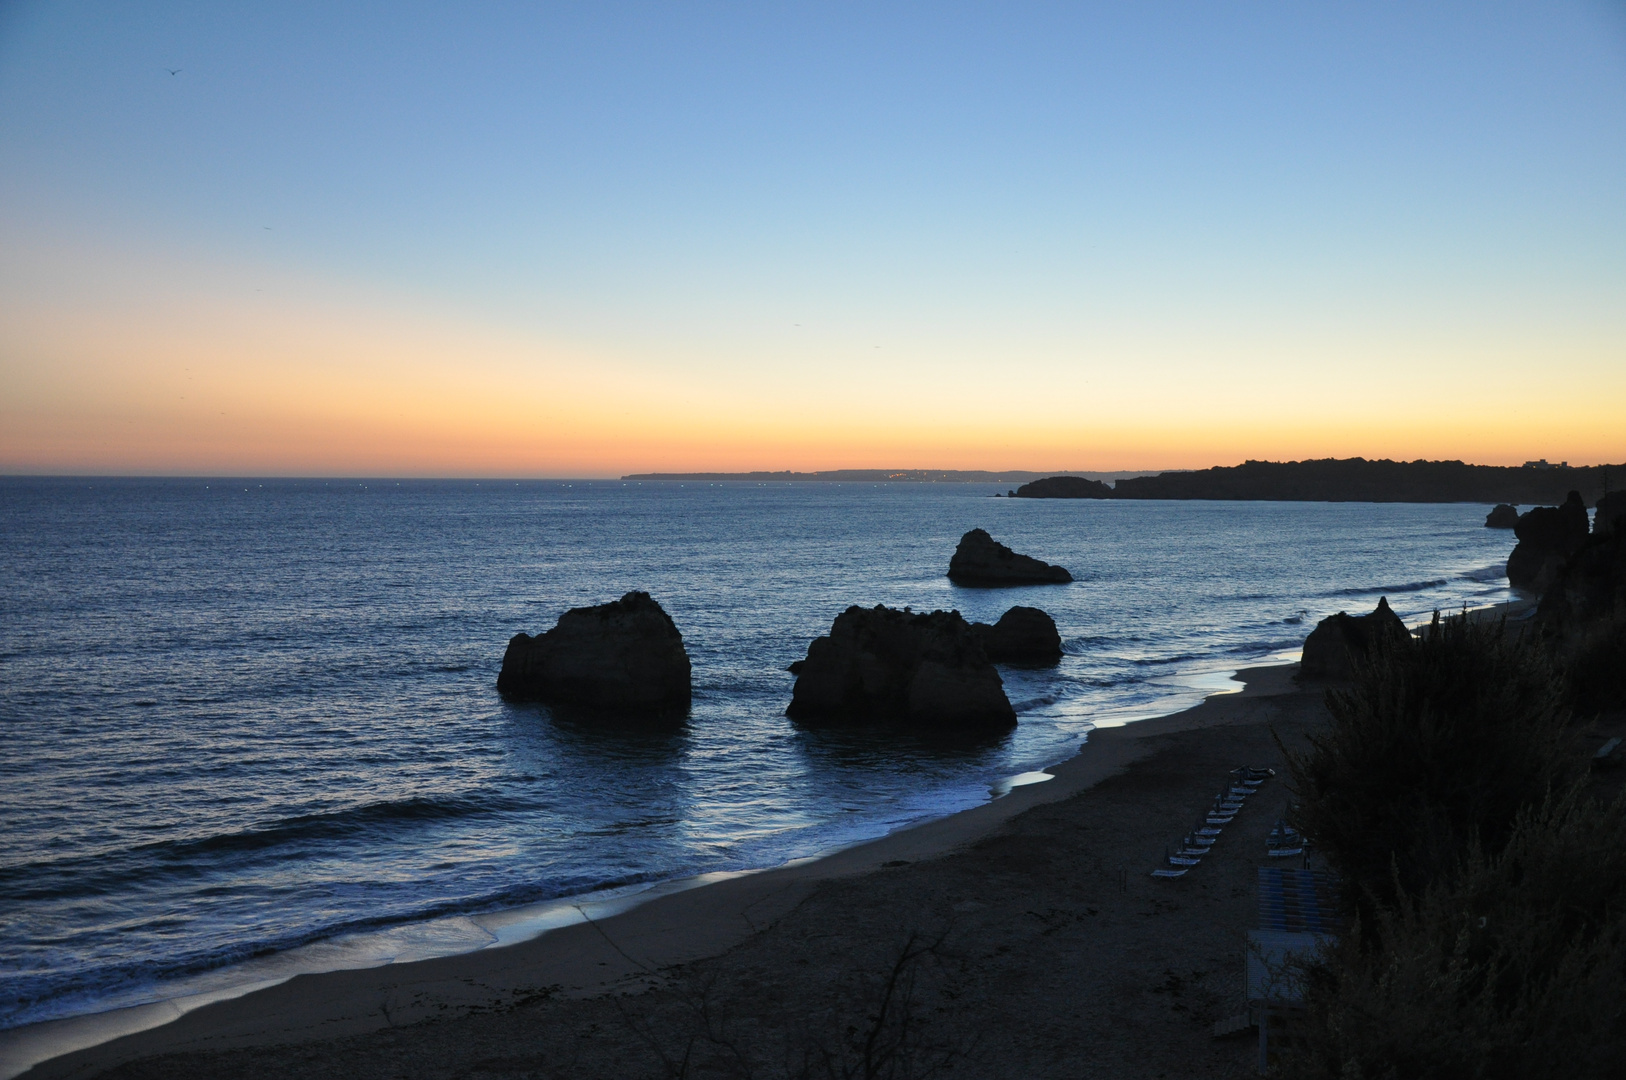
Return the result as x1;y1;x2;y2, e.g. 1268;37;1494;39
0;479;1515;1030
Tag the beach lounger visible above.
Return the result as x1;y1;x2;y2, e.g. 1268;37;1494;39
1266;819;1304;857
1151;867;1188;878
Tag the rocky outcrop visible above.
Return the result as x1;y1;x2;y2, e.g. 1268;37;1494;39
1299;597;1411;680
1595;492;1626;536
947;529;1072;586
1507;492;1590;592
1011;476;1115;499
1538;529;1626;628
497;591;691;714
971;606;1063;665
1485;504;1519;529
786;605;1017;732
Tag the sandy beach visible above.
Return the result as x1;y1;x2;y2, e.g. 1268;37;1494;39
10;661;1331;1080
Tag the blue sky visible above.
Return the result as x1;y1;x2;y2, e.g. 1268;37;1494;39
2;2;1624;474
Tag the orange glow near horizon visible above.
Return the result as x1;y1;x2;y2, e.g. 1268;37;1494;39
3;229;1623;478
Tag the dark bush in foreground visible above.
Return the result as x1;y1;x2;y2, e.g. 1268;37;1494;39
1284;614;1578;915
1283;793;1626;1080
1560;612;1626;717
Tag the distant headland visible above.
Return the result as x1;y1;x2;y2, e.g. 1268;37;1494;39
1017;457;1624;504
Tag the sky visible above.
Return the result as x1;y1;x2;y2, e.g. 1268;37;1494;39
2;2;1624;477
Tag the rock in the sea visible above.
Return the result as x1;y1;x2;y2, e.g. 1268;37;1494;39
1011;476;1115;499
497;591;691;713
1485;503;1519;529
1595;491;1626;536
947;528;1073;586
1299;596;1411;680
1507;491;1590;592
786;605;1017;732
971;606;1063;665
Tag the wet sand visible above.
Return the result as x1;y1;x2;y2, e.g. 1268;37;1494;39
21;663;1325;1080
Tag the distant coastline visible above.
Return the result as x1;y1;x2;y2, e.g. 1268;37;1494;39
619;469;1155;484
619;458;1625;505
1012;457;1623;504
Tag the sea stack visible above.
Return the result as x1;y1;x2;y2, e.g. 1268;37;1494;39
497;591;691;714
1506;492;1590;592
947;528;1073;586
1299;596;1411;680
971;606;1064;665
786;605;1017;732
1485;504;1519;529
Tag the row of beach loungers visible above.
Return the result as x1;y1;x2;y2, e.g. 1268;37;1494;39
1152;766;1295;878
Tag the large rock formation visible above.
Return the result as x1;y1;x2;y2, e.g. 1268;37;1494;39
1299;597;1411;680
1011;476;1115;499
1485;504;1519;529
497;591;691;713
971;606;1063;665
947;529;1073;586
1538;528;1626;629
786;605;1017;732
1507;492;1590;592
1595;491;1626;536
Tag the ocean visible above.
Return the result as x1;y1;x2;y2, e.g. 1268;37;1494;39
0;478;1516;1032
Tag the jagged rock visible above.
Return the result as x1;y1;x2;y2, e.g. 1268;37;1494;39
786;605;1016;732
947;529;1072;586
1485;504;1519;529
1299;597;1411;680
1011;476;1115;499
497;591;691;713
1538;529;1626;628
1595;492;1626;536
1507;492;1590;592
971;606;1063;665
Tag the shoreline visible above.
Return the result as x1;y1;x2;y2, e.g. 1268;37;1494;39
5;662;1303;1080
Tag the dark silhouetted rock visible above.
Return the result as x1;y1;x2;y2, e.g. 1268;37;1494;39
1299;596;1411;680
1012;476;1115;499
947;529;1072;586
786;605;1016;732
971;606;1063;665
497;591;691;713
1595;491;1626;536
1485;504;1518;529
1507;491;1590;592
1538;528;1626;629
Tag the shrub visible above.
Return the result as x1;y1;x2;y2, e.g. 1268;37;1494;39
1284;613;1579;916
1558;611;1626;718
1282;792;1626;1079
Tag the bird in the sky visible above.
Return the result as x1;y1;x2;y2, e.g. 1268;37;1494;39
166;68;181;75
